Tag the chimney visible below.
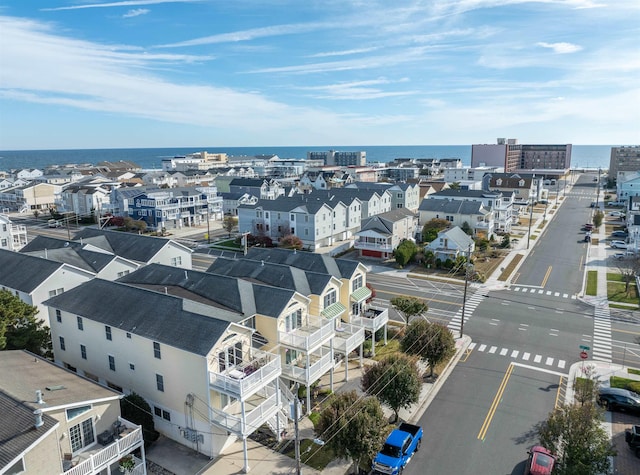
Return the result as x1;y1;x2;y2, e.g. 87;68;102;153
34;409;44;429
261;260;264;266
35;390;44;404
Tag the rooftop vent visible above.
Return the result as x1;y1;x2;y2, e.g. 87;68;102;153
34;409;44;429
35;390;44;404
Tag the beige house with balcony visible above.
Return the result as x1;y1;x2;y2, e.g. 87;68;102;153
0;350;145;475
354;208;417;260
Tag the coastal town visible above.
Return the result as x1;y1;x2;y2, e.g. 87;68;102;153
1;142;640;474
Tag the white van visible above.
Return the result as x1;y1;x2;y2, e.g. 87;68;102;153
48;219;61;228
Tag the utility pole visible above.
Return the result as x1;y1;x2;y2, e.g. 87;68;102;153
526;196;534;250
293;383;301;475
206;205;211;244
460;243;471;339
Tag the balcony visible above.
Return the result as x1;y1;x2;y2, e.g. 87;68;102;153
210;385;280;437
281;347;334;385
209;350;281;400
351;306;389;333
330;323;365;354
61;418;144;475
279;314;335;352
353;238;393;252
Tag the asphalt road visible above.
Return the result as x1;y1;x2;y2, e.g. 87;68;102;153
411;172;640;474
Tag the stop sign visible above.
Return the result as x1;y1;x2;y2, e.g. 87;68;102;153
580;351;588;360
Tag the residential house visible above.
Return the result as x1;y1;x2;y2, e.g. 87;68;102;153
228;178;285;200
244;248;389;356
46;272;327;472
313;188;391;219
58;177;116;217
424;226;475;262
0;214;27;251
486;173;541;206
73;227;193;269
616;171;640;202
207;257;366;380
0;350;145;475
354;208;418;260
237;193;361;250
21;235;141;280
346;182;420;212
16;168;44;180
425;189;514;234
14;182;62;213
221;192;259;216
0;249;94;325
418;199;495;239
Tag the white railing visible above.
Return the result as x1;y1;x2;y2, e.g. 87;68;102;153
209;351;281;400
351;306;389;332
331;324;365;354
279;315;335;351
353;240;393;251
210;388;280;436
281;348;334;384
62;425;143;475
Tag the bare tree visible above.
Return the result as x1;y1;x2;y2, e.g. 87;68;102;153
612;255;640;295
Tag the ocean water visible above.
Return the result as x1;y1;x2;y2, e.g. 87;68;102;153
0;144;615;172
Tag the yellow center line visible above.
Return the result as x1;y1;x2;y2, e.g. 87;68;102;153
579;255;584;271
541;266;553;287
478;363;514;441
460;348;473;363
612;328;640;336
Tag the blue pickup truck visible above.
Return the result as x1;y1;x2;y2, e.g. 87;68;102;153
371;422;423;475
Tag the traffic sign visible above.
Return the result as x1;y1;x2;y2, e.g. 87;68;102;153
579;345;590;351
580;351;588;360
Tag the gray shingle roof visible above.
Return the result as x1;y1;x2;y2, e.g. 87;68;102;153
244;248;360;280
207;257;333;296
73;228;181;263
432;189;501;199
360;208;416;234
117;263;297;319
0;249;64;293
45;279;231;355
418;199;487;215
0;390;58;470
20;236;115;273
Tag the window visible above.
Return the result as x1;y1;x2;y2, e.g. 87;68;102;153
324;290;337;308
116;270;130;278
156;373;164;392
265;212;269;218
108;355;115;371
1;238;7;247
59;336;66;351
153;341;161;359
154;406;162;417
129;363;135;371
126;332;131;339
49;288;64;297
69;417;95;452
290;214;295;221
77;316;83;331
163;410;171;421
105;326;112;341
80;344;87;360
170;256;182;267
56;309;62;323
352;275;363;292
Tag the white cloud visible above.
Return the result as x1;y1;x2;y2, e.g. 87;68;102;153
41;0;198;12
308;47;379;58
123;8;150;18
537;42;583;54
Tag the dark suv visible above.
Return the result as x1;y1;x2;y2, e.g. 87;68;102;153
598;387;640;414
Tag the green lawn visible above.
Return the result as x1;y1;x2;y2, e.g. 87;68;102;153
283;438;336;471
607;273;624;282
607;281;639;304
211;239;242;249
586;271;598;296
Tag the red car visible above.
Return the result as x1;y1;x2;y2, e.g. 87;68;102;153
525;446;556;475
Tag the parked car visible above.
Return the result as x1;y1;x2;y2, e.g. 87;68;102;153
609;211;625;217
611;231;629;238
608;201;625;206
47;219;61;228
613;252;626;260
525;446;556;475
590;202;597;208
611;240;628;249
372;422;423;475
598;387;640;414
583;223;594;231
624;425;640;458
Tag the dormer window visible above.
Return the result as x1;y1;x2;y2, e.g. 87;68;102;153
519;180;525;187
496;179;502;186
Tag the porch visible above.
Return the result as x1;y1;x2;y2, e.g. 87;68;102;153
209;350;281;401
350;306;389;357
210;385;281;437
278;314;336;352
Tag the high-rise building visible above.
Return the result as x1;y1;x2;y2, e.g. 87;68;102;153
471;139;572;172
307;150;366;166
609;146;640;178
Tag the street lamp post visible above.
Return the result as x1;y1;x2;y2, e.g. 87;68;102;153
460;244;471;339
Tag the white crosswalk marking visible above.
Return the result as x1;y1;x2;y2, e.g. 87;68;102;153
545;357;554;366
488;346;497;354
592;304;612;363
500;348;508;356
522;352;530;361
468;343;567;371
546;291;552;295
478;344;486;352
510;286;576;300
511;350;519;358
468;342;477;350
558;360;566;369
534;355;542;363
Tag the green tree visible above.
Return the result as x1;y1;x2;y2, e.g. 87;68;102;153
361;353;421;422
500;234;511;248
316;391;389;474
33;209;40;220
393;239;417;268
222;215;237;237
421;218;450;243
449;182;461;190
121;392;160;447
461;221;473;235
280;234;303;250
401;320;455;377
592;210;604;228
0;290;52;358
390;296;428;327
537;403;615;475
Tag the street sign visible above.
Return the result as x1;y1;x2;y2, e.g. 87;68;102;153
579;345;590;351
580;351;588;360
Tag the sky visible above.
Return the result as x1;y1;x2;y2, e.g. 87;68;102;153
0;0;639;150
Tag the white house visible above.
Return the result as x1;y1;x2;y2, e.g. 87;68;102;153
354;208;418;260
418;199;495;239
424;226;475;262
0;213;28;251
